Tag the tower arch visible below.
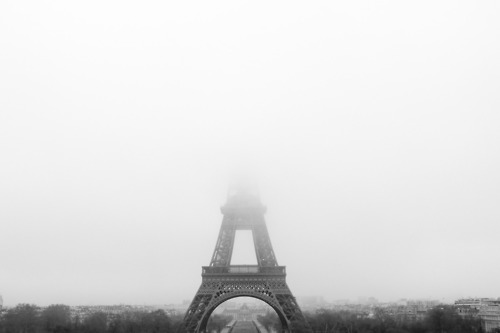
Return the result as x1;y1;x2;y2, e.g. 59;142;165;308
198;294;289;333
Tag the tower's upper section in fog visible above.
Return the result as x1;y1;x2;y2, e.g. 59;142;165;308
222;178;266;216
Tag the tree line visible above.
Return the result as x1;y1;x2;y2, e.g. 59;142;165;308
1;303;494;333
0;304;235;333
0;304;177;333
257;306;488;333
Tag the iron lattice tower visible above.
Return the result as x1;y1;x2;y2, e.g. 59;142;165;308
182;187;311;333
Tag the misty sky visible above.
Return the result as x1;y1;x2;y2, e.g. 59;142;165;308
1;1;499;306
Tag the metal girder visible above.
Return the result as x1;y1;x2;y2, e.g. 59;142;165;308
209;222;235;267
253;223;278;267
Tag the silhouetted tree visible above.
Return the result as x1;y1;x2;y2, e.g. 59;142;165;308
169;313;185;333
142;310;171;333
423;306;481;333
2;304;40;333
82;312;107;333
371;307;399;333
107;314;126;333
105;310;173;333
257;311;281;333
41;305;71;333
306;309;361;333
71;314;82;333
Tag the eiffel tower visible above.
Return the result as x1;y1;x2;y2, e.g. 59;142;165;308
182;185;311;333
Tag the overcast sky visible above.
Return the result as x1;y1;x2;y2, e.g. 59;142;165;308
1;1;499;307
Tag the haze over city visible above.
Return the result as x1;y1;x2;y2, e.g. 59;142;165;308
1;1;499;307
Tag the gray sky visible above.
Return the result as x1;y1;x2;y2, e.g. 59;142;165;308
1;1;499;306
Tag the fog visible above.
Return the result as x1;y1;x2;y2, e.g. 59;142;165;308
1;1;499;306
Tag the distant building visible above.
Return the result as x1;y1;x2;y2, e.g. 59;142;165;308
454;298;500;332
222;303;267;321
357;297;379;305
69;304;163;321
480;306;500;332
